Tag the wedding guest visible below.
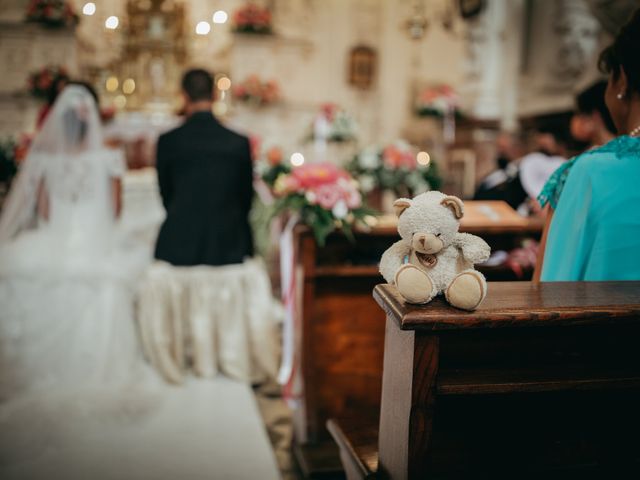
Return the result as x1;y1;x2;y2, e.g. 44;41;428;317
154;69;254;266
538;8;640;281
518;120;569;207
473;132;527;210
569;80;617;150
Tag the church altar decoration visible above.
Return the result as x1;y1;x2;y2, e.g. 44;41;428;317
28;65;68;99
348;140;442;199
415;84;460;118
25;0;78;28
309;103;358;143
271;162;370;245
232;3;272;34
232;75;280;107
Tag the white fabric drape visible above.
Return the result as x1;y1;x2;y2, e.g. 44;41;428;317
137;259;280;385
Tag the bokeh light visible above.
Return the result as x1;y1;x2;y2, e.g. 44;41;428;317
105;76;119;92
122;78;136;95
196;21;211;35
217;76;231;91
290;152;305;166
105;16;119;29
82;3;96;16
212;11;228;24
114;95;127;109
417;151;431;166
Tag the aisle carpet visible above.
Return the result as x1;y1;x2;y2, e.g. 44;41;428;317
1;377;280;480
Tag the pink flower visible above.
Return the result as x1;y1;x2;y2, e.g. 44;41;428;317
273;174;301;196
313;183;342;209
291;162;346;189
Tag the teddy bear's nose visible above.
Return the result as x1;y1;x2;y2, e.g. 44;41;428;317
419;237;426;247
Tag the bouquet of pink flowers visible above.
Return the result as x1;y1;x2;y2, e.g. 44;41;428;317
271;162;371;244
415;84;460;118
233;75;280;106
26;0;78;28
232;3;272;34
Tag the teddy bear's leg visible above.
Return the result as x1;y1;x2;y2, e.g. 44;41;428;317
445;269;487;311
394;264;437;304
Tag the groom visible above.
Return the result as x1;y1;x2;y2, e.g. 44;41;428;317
154;69;254;266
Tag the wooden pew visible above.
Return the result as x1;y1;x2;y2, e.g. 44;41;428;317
328;282;640;479
290;205;542;477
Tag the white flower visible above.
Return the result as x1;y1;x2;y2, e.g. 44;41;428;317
358;174;376;193
358;147;380;170
306;191;317;204
332;200;348;219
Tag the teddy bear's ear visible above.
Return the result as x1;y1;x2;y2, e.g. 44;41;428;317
441;195;464;219
393;198;412;218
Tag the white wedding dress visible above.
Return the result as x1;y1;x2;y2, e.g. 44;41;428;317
0;87;158;465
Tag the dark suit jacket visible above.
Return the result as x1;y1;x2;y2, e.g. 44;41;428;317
154;111;254;266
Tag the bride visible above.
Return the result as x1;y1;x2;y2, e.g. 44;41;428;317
0;86;157;460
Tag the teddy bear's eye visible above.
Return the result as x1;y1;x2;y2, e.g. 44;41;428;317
436;233;441;237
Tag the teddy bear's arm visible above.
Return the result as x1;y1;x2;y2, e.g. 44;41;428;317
379;240;411;284
453;232;491;265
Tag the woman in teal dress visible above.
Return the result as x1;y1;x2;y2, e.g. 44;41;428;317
538;9;640;281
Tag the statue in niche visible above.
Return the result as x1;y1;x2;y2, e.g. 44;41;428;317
550;0;600;84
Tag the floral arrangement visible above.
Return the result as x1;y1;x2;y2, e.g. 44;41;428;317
348;140;442;198
415;84;460;118
255;144;289;187
308;103;358;143
27;65;69;99
232;3;272;34
232;75;280;106
271;162;371;245
26;0;78;28
0;134;32;184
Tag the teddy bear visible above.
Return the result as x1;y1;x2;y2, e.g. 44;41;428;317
379;191;490;311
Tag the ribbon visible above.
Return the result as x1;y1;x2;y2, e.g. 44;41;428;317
277;214;302;405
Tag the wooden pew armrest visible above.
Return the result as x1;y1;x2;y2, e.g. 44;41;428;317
327;419;379;480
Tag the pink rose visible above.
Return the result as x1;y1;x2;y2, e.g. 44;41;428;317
314;183;342;209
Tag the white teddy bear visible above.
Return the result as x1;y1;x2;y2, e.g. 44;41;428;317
379;191;491;311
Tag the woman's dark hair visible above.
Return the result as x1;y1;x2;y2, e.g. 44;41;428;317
46;72;70;106
181;69;213;102
68;80;100;107
576;81;617;134
598;7;640;95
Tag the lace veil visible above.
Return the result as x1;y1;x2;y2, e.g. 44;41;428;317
0;85;106;243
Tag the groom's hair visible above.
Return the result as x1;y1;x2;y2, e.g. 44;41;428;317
182;69;214;102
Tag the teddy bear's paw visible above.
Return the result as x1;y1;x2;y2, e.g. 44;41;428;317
395;264;435;305
445;270;486;311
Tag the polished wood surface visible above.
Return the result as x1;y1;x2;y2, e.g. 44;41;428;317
326;419;378;480
330;282;640;479
374;282;640;330
367;200;544;236
292;215;545;476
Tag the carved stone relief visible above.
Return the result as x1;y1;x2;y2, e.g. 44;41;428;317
549;0;600;86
